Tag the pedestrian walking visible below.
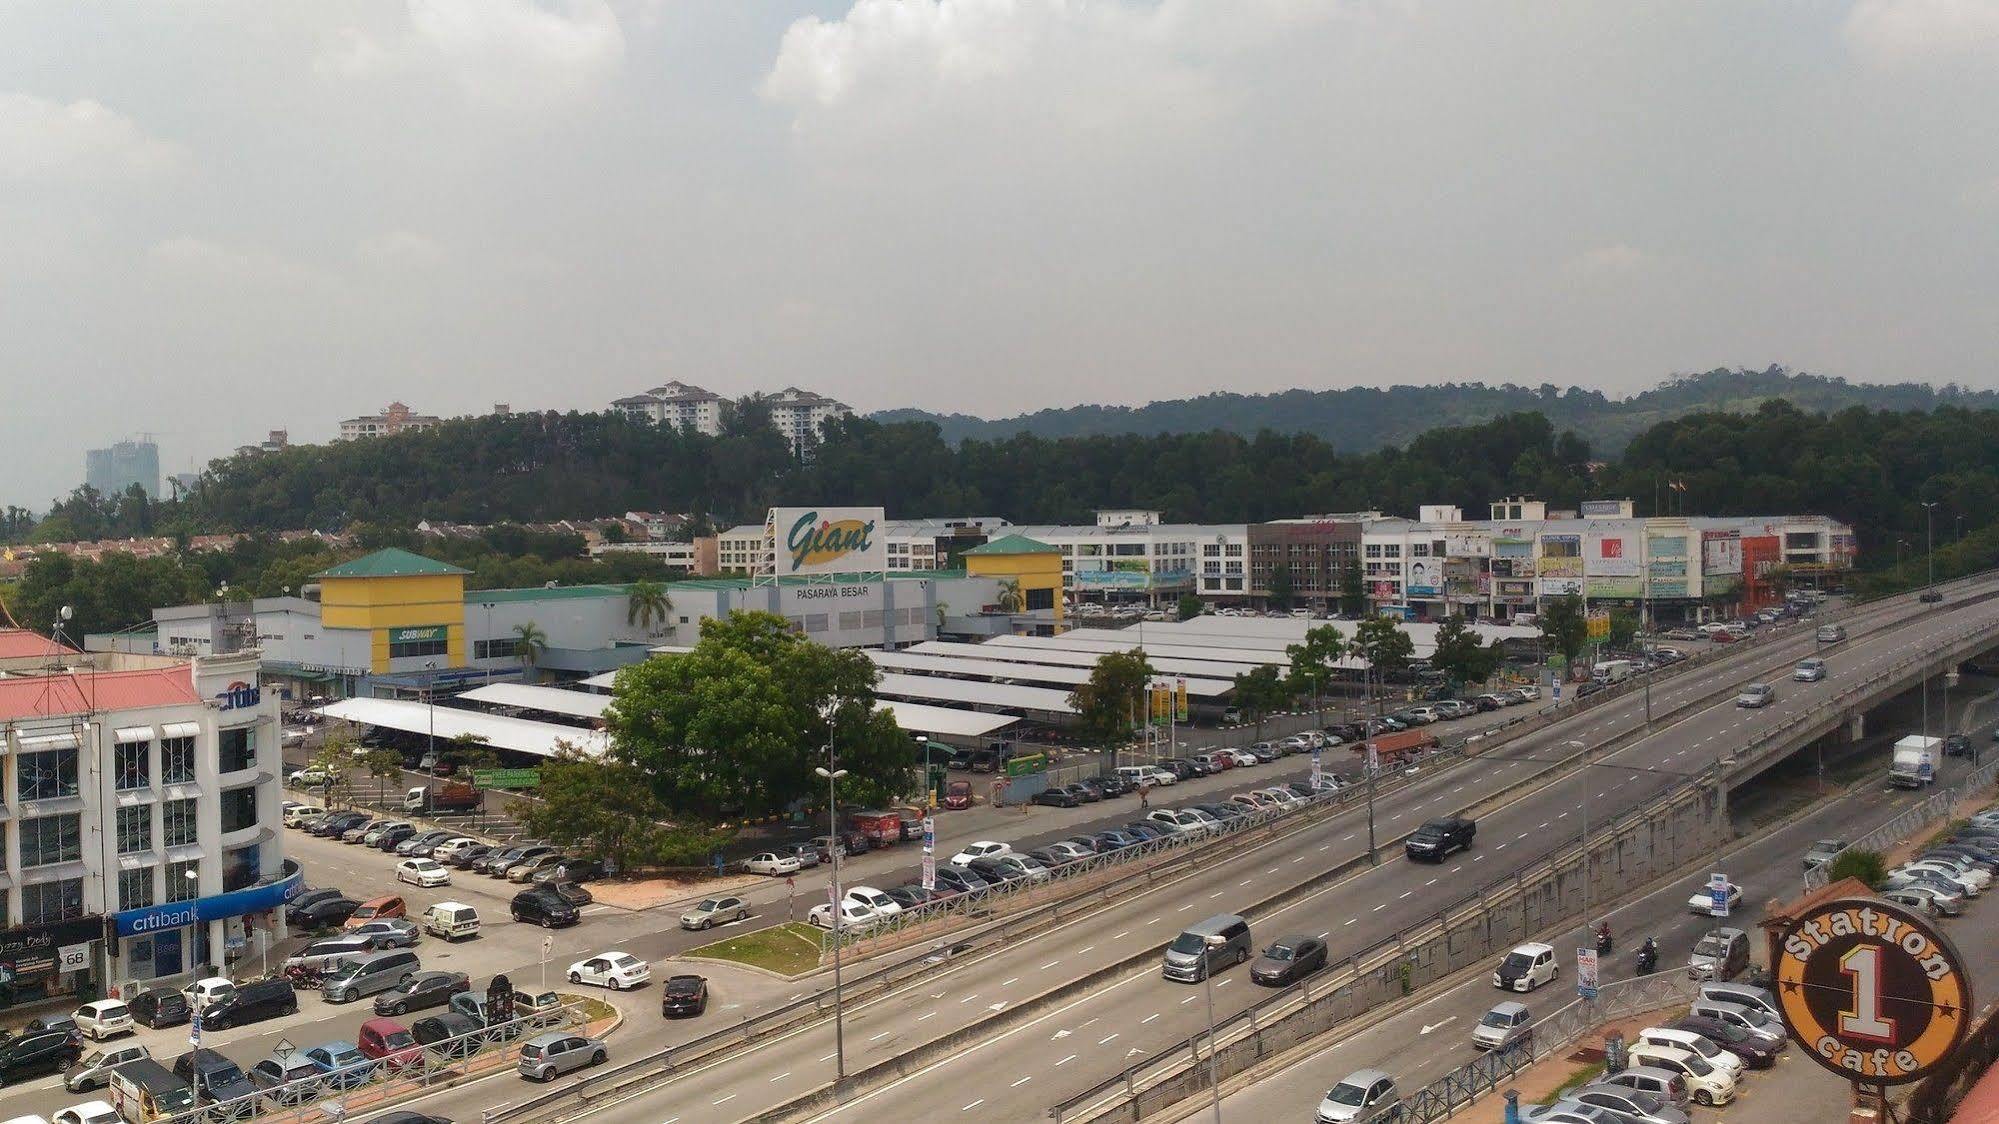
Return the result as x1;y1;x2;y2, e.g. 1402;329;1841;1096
1139;781;1151;810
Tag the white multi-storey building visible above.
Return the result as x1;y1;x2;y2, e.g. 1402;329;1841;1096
765;387;853;454
0;648;293;1008
610;381;726;435
717;524;773;575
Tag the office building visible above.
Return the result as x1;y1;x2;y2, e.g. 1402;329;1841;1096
84;439;160;499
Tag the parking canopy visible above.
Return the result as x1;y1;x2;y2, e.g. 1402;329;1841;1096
456;683;612;720
314;697;607;758
871;672;1079;716
877;701;1019;739
863;650;1234;698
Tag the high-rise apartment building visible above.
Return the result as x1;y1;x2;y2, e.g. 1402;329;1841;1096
84;439;161;499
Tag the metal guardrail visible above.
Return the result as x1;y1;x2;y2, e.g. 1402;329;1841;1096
1804;755;1999;890
144;996;588;1124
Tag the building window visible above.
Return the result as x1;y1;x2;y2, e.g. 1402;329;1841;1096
20;814;82;867
16;747;79;802
119;867;155;910
1365;544;1382;558
473;638;512;661
225;844;261;892
162;737;196;785
165;860;199;902
115;741;151;791
117;805;153;855
220;787;258;835
21;879;83;924
389;635;448;659
218;726;256;773
1384;544;1402;558
163;798;198;848
1026;588;1055;612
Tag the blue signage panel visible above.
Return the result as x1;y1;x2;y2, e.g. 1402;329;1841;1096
114;862;306;938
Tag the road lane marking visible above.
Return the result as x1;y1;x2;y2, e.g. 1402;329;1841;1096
918;1011;936;1021
1002;977;1019;986
1113;931;1129;939
771;1072;792;1082
713;1095;737;1106
1012;1076;1034;1087
963;1100;985;1111
1057;1054;1078;1066
1141;1013;1161;1024
1344;918;1356;925
1099;1033;1119;1044
870;1031;891;1041
1039;961;1060;970
1078;946;1095;954
960;994;979;1003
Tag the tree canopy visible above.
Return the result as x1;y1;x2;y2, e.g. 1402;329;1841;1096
1352;616;1415;678
1538;594;1588;666
1068;648;1155;748
1430;614;1504;686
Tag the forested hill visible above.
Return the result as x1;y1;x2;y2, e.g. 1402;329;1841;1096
873;367;1999;453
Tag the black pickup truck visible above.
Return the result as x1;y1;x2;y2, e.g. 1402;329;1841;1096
1404;816;1476;861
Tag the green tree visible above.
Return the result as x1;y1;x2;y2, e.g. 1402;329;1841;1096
1538;594;1588;666
512;621;548;675
446;732;500;773
1607;609;1640;650
607;612;916;818
1352;615;1415;680
626;579;672;630
1431;614;1502;688
1268;563;1295;610
1231;664;1294;741
1177;594;1203;621
360;747;405;804
1827;848;1886;890
1340;560;1366;615
510;747;729;871
1285;624;1347;719
995;578;1025;613
307;735;358;808
1068;648;1156;748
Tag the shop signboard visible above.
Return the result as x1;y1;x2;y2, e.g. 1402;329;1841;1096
1702;530;1743;575
472;768;542;790
767;507;887;577
388;626;446;644
1588;575;1644;599
1775;897;1970;1084
1538;535;1584;581
1586;531;1641;577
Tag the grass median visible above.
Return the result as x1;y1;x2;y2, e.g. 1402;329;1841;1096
685;921;825;977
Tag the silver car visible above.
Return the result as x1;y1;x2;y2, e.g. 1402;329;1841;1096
348;918;422;950
679;896;749;931
1472;1001;1533;1050
64;1043;151;1092
517;1031;607;1082
1568;1086;1690;1124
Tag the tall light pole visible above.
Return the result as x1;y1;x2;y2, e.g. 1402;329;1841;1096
1202;933;1227;1123
817;710;850;1082
915;735;932;808
423;659;437;769
1922;502;1938;743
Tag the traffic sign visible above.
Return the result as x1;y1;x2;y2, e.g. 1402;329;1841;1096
1576;948;1599;999
1776;897;1971;1084
1709;873;1732;917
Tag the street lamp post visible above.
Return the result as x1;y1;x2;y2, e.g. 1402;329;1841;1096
915;735;932;809
1922;502;1938;742
423;659;438;770
1202;934;1227;1123
818;723;851;1081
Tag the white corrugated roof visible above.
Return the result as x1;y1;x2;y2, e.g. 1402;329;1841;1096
456;684;611;720
984;633;1308;669
864;650;1233;698
314;697;607;758
872;672;1078;715
877;701;1019;739
906;640;1267;680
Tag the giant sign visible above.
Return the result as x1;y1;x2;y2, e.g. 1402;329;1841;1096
1775;897;1971;1084
768;508;886;577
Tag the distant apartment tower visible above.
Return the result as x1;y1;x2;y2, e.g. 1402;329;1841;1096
85;438;160;499
339;402;441;440
766;387;852;454
611;381;725;435
234;430;289;457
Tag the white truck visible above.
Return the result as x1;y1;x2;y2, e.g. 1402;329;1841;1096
1890;735;1941;789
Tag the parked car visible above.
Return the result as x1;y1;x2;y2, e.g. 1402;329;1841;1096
942;780;975;809
397;858;452;887
290;895;361;929
0;1027;82;1086
448;843;494;869
200;979;299;1030
932;866;991;895
303;1041;375;1091
661;974;709;1018
745;851;803;876
357;1017;422;1070
1251;935;1328;986
1031;786;1080;808
249;1052;323;1105
71;1001;132;1042
411;1012;483;1059
374;971;470;1017
511;887;580;928
679;896;749;931
126;989;190;1029
349;918;423;950
808;898;880;931
62;1042;150;1093
1670;1014;1780;1069
507;852;570;883
518;1031;608;1082
950;840;1012;866
567;951;651;990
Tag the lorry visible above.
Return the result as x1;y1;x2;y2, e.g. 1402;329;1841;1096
1591;659;1635;684
403;781;483;814
847;810;903;847
1356;728;1439;771
1890;735;1941;789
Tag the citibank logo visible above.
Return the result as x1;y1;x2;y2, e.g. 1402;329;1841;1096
129;905;199;933
216;681;261;711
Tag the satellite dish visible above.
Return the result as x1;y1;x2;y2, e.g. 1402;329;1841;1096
60;605;73;622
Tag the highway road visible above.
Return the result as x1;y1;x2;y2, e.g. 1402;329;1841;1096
346;585;1999;1124
1185;704;1996;1123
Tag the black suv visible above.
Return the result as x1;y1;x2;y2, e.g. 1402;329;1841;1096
1404;816;1476;861
511;887;580;928
129;988;192;1028
201;978;298;1030
173;1048;257;1104
288;895;361;929
0;1027;81;1084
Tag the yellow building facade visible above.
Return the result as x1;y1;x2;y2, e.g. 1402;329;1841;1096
962;534;1065;624
313;548;470;673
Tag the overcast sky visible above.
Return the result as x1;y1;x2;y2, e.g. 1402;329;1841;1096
3;1;1995;510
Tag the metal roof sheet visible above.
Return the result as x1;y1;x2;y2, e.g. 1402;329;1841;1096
456;684;611;720
314;697;606;758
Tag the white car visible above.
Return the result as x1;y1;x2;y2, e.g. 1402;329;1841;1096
1145;809;1208;835
433;838;482;862
181;976;235;1011
566;951;651;990
72;1000;133;1041
53;1103;122;1124
397;858;452;887
808;899;880;931
1493;943;1559;992
1259;786;1305;808
1227;749;1259;767
1898;862;1984;896
1689;881;1743;916
844;886;903;917
287;768;330;788
950;840;1012;866
745;851;803;876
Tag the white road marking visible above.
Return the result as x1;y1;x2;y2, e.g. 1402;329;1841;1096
1012;1075;1034;1087
1099;1033;1119;1045
1057;1054;1078;1066
1001;977;1019;987
1039;961;1061;970
963;1100;985;1111
771;1072;792;1083
1141;1013;1161;1024
713;1095;737;1106
918;1011;936;1021
870;1031;891;1042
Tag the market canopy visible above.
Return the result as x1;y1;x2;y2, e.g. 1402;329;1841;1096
877;701;1019;739
314;697;607;758
863;649;1234;698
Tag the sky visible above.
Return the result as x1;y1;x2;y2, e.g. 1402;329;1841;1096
2;1;1996;509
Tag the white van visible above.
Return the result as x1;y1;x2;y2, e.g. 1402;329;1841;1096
1116;765;1177;787
423;901;481;942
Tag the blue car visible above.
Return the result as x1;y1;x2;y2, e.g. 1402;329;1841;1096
1093;829;1143;850
304;1041;376;1090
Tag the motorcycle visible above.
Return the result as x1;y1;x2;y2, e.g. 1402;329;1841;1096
1636;938;1658;974
283;963;324;990
1595;922;1614;956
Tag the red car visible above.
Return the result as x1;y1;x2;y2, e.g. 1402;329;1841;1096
357;1017;421;1069
942;780;974;810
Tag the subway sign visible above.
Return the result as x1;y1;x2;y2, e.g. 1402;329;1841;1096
769;507;886;577
389;626;447;644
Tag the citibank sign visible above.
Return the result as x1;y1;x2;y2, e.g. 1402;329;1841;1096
125;903;199;934
113;860;305;938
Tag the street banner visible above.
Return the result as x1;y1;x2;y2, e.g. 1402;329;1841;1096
1576;948;1599;998
1310;749;1323;790
1709;872;1731;917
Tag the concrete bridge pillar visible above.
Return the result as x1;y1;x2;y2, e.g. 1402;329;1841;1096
1848;710;1865;741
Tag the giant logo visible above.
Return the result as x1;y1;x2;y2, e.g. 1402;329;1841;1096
769;507;886;576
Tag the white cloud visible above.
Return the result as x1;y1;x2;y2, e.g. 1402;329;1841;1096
146;236;338;293
0;93;185;182
1564;244;1649;277
355;230;448;270
315;27;395;79
1844;0;1999;65
314;1;625;107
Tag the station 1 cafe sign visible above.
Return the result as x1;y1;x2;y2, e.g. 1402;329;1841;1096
770;507;886;577
1776;897;1971;1084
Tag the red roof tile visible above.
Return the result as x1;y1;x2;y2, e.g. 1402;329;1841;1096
0;629;79;661
0;666;199;721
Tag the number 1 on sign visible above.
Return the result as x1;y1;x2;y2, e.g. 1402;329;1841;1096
1838;945;1897;1042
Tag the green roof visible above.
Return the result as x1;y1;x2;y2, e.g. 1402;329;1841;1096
962;534;1059;556
314;548;470;579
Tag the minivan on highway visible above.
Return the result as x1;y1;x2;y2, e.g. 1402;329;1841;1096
1162;913;1252;982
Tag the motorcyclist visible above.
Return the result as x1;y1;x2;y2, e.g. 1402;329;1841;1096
1637;935;1658;970
1595;920;1613;954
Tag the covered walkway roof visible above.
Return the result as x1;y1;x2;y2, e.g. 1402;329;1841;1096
314;697;607;758
455;683;611;720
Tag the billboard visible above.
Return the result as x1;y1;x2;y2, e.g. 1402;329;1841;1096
769;508;886;577
1538;535;1583;580
1538;577;1583;596
1701;530;1742;576
1588;575;1644;599
1443;533;1490;558
1586;531;1640;577
1406;560;1441;597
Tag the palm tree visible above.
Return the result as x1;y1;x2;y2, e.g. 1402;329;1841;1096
627;580;672;631
512;621;548;678
996;579;1025;614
